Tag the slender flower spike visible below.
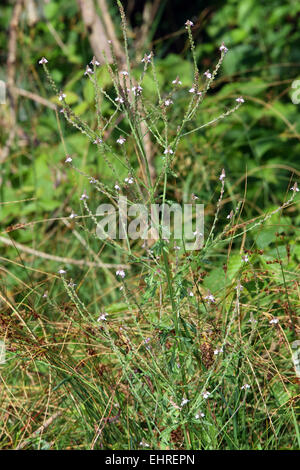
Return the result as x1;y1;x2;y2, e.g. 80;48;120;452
172;77;182;85
80;190;89;200
58;91;66;101
219;42;228;54
116;269;126;278
204;70;212;79
115;97;124;104
164;147;173;155
270;318;279;324
290;182;299;192
219;169;226;181
185;20;194;28
58;269;66;274
241;384;251;390
202;391;210;399
93;137;103;144
120;70;128;76
195;412;205;419
84;65;94;76
97;313;107;321
65;155;72;163
164;99;173;107
236;97;245;103
39;57;48;64
90;56;100;66
117;136;126;145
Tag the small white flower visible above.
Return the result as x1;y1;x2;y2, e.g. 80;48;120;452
65;155;72;163
114;184;120;191
236;97;245;103
241;384;250;390
68;281;76;288
141;53;152;64
164;147;173;155
93;137;103;144
290;183;299;192
97;313;107;321
84;65;94;76
116;269;126;278
69;212;77;219
242;255;249;262
117;136;126;145
58;91;66;101
214;347;223;355
185;20;194;28
132;85;143;96
124;177;134;184
172;77;182;85
58;269;66;274
164;99;173;106
219;169;226;181
270;318;279;325
235;283;244;291
195;412;205;419
89;177;97;184
120;70;128;76
204;294;215;303
189;87;195;93
180;398;189;407
219;42;228;54
90;56;100;66
193;230;203;237
204;70;212;79
189;291;194;297
80;190;89;200
202;391;210;399
115;96;124;104
227;211;233;220
139;440;150;447
39;57;48;64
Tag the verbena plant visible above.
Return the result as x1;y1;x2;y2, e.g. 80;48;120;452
3;1;299;450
